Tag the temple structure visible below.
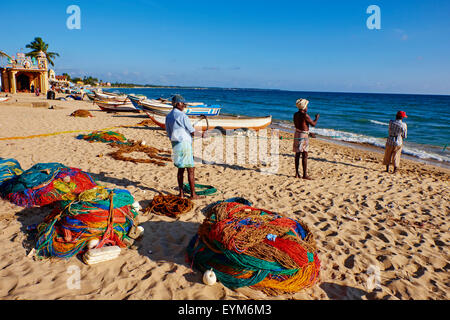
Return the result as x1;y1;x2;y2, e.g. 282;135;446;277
0;51;49;94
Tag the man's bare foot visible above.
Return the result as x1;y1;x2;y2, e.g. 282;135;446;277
177;192;184;198
190;194;206;200
302;176;313;180
295;174;301;179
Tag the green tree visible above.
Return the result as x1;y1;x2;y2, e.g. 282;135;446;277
82;76;98;86
25;37;60;66
62;73;71;81
0;50;12;60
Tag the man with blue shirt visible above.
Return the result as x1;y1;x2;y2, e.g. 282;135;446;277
165;95;203;199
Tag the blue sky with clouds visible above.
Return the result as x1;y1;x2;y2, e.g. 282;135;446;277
1;0;449;94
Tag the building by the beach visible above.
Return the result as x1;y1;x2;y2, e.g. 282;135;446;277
0;51;49;94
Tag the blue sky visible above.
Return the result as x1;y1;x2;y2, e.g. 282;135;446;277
1;0;449;94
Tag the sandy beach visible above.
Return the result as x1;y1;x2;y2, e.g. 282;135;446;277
0;93;448;300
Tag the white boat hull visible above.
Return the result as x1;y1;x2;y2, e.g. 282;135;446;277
95;100;139;112
94;91;128;102
147;111;272;131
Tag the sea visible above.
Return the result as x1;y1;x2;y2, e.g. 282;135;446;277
105;87;450;167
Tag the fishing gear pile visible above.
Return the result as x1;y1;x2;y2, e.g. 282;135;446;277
0;158;23;185
144;193;193;218
0;162;97;207
108;141;171;166
35;187;139;259
76;130;129;144
70;109;93;117
182;183;217;196
186;200;321;295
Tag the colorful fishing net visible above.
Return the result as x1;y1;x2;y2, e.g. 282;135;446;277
186;201;321;295
0;158;23;185
76;130;129;144
35;187;139;259
0;163;97;207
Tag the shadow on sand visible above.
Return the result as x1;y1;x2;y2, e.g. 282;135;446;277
319;282;371;300
281;153;374;171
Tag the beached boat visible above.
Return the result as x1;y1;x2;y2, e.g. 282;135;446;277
94;91;128;102
0;97;10;102
146;110;272;131
135;98;221;116
94;100;139;112
86;92;96;101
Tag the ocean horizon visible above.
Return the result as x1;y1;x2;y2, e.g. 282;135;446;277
104;87;450;165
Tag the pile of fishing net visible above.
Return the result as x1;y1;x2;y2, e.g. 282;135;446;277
35;186;140;259
186;201;321;295
0;158;23;186
0;162;97;208
108;141;171;166
70;109;93;117
76;130;129;144
144;193;193;218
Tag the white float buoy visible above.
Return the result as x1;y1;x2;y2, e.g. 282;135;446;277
83;246;121;265
63;175;71;183
203;269;217;285
132;201;142;211
87;238;99;249
141;140;146;146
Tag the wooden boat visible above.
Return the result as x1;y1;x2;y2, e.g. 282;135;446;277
94;91;128;102
135;99;221;116
0;97;10;102
94;100;139;112
145;110;272;131
128;94;147;104
85;92;96;101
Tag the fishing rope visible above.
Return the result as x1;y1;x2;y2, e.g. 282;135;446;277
186;201;321;295
108;141;171;166
0;120;154;141
182;183;217;196
0;162;97;208
34;187;139;259
144;193;193;218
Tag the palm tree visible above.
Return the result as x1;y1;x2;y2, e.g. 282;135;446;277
0;50;12;60
25;37;60;66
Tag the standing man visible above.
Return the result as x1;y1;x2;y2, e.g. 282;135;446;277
383;110;407;174
293;99;319;179
165;94;203;199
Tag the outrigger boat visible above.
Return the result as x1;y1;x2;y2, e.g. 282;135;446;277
145;109;272;131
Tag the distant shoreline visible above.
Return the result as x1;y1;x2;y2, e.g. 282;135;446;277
103;86;450;97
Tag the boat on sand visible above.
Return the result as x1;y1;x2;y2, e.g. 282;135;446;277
94;99;139;112
146;109;272;132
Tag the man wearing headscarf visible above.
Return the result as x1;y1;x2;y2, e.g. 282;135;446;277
293;99;319;179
